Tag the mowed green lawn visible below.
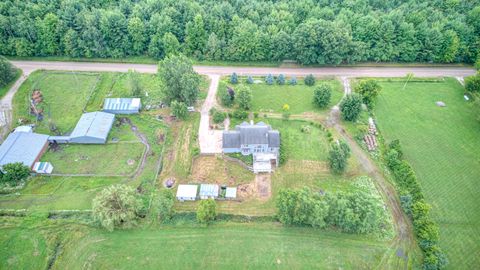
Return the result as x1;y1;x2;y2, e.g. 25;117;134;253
374;78;480;269
251;80;343;114
218;77;343;114
266;119;330;161
13;71;100;134
41;143;145;175
0;220;393;270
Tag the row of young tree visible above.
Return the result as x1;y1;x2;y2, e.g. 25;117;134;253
92;184;218;232
1;0;479;64
276;176;391;235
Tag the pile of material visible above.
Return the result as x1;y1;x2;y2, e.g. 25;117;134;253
364;117;378;151
30;89;44;120
368;117;377;135
364;134;378;151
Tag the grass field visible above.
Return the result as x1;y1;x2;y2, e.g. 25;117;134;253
0;217;394;270
41;143;145;175
218;77;343;114
13;71;100;134
0;176;123;210
374;78;480;269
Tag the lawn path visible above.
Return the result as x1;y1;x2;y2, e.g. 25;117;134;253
327;79;414;267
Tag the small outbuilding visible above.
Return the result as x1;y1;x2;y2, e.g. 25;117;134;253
0;131;49;169
176;184;198;201
33;162;54;174
69;111;115;144
199;184;219;199
103;98;141;114
225;187;237;199
13;125;33;133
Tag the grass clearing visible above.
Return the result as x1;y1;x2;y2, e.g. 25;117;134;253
218;77;343;114
13;71;100;134
0;176;123;210
374;77;480;269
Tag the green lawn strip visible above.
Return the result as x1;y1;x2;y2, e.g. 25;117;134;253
374;78;480;269
12;71;100;134
40;143;145;175
0;176;124;211
218;77;343;114
0;69;22;98
52;222;390;269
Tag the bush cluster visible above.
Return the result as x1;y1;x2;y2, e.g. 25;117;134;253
0;163;30;186
385;140;448;270
233;110;248;120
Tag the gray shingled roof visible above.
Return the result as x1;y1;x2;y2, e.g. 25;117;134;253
238;125;269;145
223;131;240;148
0;132;49;168
223;122;280;148
70;112;115;140
268;130;280;147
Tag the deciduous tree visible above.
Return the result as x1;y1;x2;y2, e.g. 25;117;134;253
92;185;142;231
197;198;216;224
158;54;200;105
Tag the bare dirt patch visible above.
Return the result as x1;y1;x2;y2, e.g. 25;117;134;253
255;173;271;199
237;173;271;200
190;155;254;186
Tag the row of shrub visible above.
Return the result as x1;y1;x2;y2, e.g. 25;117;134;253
276;176;392;237
385;140;448;270
230;72;317;86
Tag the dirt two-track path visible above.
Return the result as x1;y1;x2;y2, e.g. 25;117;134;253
4;61;476;267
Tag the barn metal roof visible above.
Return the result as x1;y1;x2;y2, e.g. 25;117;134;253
70;112;115;140
103;98;141;112
199;184;219;197
176;184;198;198
225;187;237;198
0;131;49;167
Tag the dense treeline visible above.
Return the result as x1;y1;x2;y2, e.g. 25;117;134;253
276;176;392;236
0;0;479;64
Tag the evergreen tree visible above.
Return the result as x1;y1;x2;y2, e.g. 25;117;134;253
340;94;362;121
304;74;315;86
313;83;332;108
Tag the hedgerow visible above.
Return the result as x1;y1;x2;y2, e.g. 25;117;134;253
385;140;448;270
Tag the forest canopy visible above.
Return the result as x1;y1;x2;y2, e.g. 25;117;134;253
0;0;479;65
